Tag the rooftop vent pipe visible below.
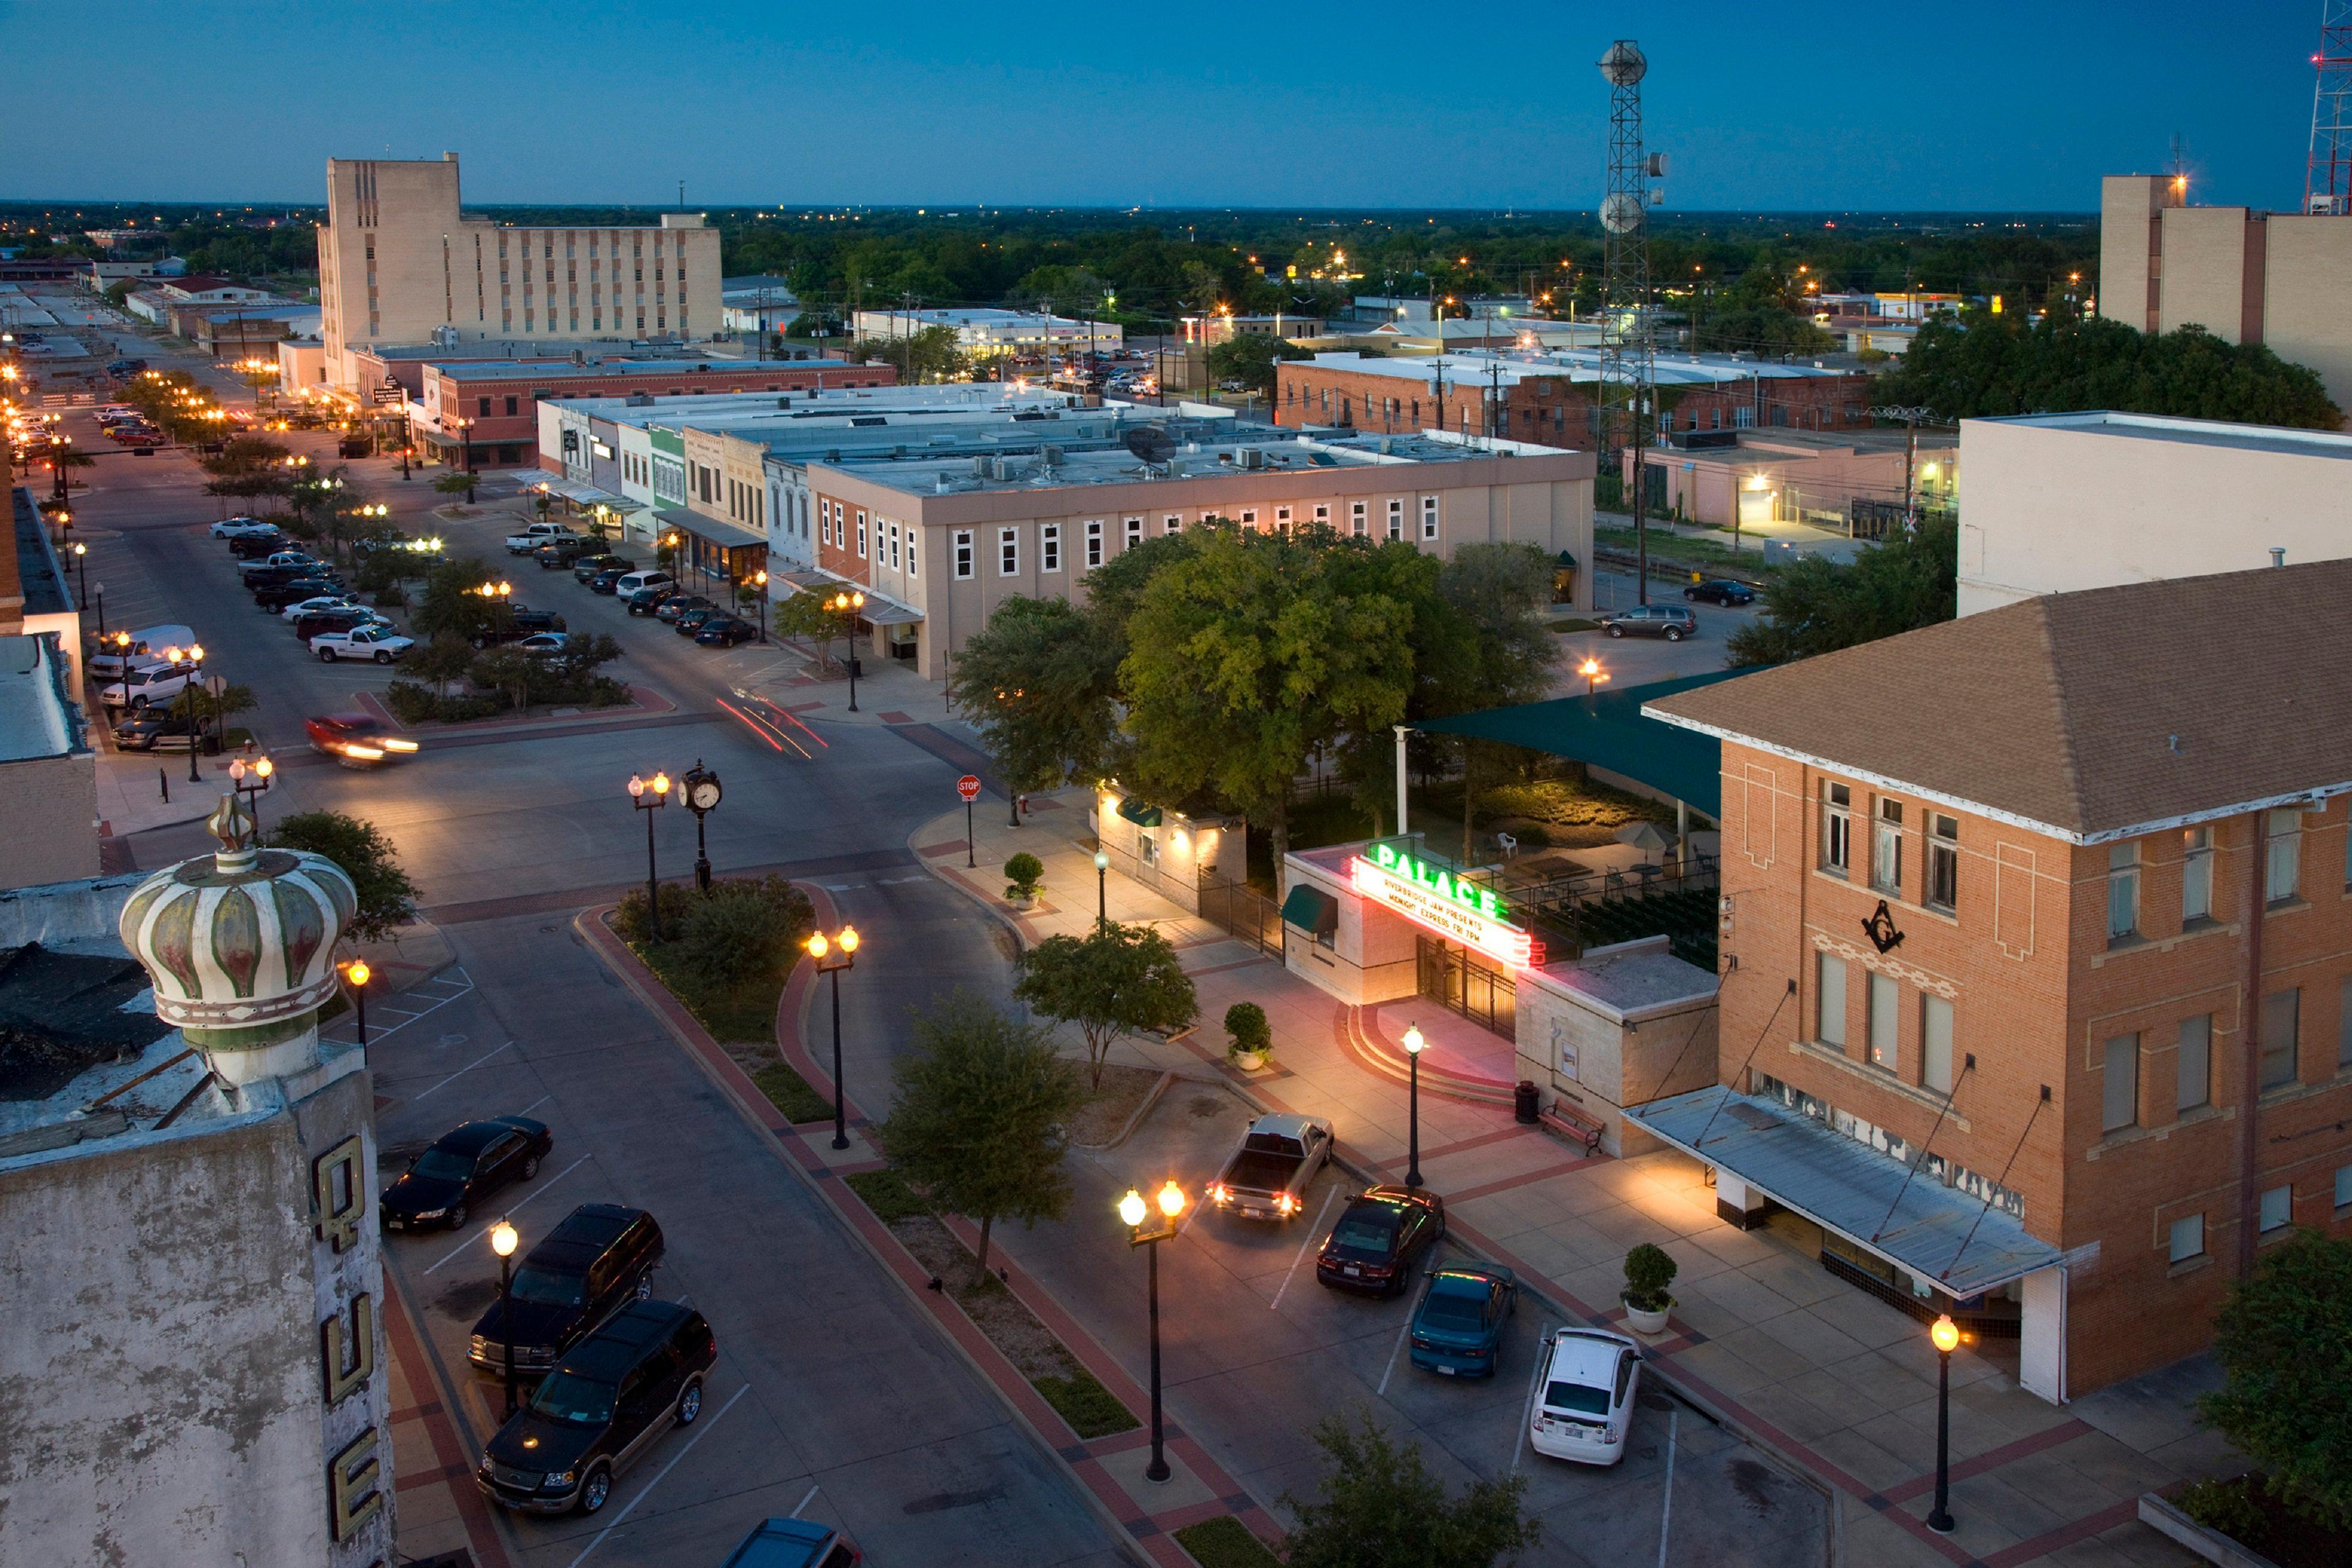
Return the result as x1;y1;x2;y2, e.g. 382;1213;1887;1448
2272;548;2287;567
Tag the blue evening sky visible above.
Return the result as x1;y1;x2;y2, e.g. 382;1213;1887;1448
0;1;2320;212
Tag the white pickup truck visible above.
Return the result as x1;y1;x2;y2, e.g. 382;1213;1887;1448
309;625;415;664
1207;1112;1334;1220
505;521;584;555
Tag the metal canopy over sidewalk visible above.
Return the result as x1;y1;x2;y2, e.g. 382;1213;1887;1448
1628;1085;2063;1297
534;477;644;513
654;505;764;550
1414;669;1754;819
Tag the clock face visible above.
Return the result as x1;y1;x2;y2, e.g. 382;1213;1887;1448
690;780;722;811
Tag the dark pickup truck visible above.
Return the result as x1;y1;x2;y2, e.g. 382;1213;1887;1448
1207;1112;1335;1221
469;608;568;648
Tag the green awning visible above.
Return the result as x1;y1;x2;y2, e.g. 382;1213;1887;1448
1413;669;1762;820
1116;799;1163;827
1281;883;1338;936
1555;549;1579;568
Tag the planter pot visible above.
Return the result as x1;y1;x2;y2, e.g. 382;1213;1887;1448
1621;1297;1672;1335
1230;1049;1268;1072
1007;892;1037;910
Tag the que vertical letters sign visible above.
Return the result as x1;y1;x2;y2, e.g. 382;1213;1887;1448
312;1135;364;1253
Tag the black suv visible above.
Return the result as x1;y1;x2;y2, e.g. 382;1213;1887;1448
470;1204;665;1379
1316;1184;1446;1295
478;1300;716;1515
573;554;630;584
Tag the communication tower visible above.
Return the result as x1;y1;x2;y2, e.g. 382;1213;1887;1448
1597;40;1667;600
2310;1;2352;214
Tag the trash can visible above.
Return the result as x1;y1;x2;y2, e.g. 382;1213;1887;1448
1514;1080;1540;1125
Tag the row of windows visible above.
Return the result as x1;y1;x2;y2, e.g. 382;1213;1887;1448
818;500;915;576
2168;1166;2352;1264
2103;975;2352;1137
938;501;1444;581
2106;809;2322;946
1815;954;1958;1093
494;231;685;258
1821;783;1959;911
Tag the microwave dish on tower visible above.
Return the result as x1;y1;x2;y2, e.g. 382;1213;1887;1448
1599;40;1647;86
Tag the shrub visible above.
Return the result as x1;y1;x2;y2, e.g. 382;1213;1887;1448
1003;851;1044;900
1623;1242;1678;1312
672;875;813;990
382;680;437;725
1224;1001;1272;1057
2176;1478;2268;1544
612;882;698;944
265;811;418;941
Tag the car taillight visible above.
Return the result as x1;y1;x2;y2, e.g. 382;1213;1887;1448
1275;1193;1297;1214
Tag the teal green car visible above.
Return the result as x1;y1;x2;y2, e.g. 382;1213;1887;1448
1408;1263;1517;1377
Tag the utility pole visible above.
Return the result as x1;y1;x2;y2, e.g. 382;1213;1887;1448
1872;403;1932;537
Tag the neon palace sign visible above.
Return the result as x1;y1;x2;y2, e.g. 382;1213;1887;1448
1349;842;1537;968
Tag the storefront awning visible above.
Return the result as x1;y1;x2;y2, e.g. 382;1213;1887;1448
1627;1085;2064;1298
1280;883;1338;937
537;477;645;513
1414;669;1757;820
1116;798;1163;827
775;568;924;626
654;507;766;551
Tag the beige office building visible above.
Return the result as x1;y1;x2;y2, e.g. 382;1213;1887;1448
315;154;722;398
2098;174;2352;425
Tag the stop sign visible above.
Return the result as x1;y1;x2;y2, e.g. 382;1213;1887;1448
957;774;982;802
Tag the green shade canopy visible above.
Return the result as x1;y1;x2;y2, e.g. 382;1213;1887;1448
1280;883;1338;936
1412;668;1760;820
1115;798;1163;827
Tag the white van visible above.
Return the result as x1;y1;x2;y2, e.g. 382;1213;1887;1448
89;624;197;682
612;570;673;600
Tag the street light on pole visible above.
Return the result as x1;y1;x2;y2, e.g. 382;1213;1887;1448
69;541;85;609
490;1219;521;1417
805;925;861;1151
228;750;273;831
752;568;769;643
627;771;672;938
1402;1023;1427;1188
1926;1314;1961;1534
339;958;371;1049
1094;850;1110;929
1118;1179;1187;1484
826;590;865;710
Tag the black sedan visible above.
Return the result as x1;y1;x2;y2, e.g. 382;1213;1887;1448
254;577;347;611
587;568;629;594
655;594;713;625
673;605;720;635
625;587;680;616
695;616;759;647
1315;1185;1446;1295
113;709;203;752
1683;579;1757;606
382;1116;553;1232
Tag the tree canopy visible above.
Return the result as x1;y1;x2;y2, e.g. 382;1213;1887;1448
1205;333;1312;395
1725;516;1957;668
267;812;418;943
944;597;1121;800
1282;1410;1540;1568
2199;1228;2352;1531
1013;923;1197;1089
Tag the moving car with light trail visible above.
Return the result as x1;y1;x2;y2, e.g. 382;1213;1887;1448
304;712;419;766
1206;1112;1332;1220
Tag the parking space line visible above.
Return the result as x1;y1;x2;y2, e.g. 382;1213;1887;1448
566;1382;749;1567
1269;1186;1341;1310
1655;1407;1678;1568
1512;1324;1551;1473
790;1483;818;1518
404;1040;512;1104
421;1152;592;1274
1375;1319;1412;1396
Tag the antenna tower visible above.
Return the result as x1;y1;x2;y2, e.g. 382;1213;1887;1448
2309;1;2352;214
1597;40;1665;601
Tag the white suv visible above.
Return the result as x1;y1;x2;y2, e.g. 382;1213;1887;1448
1527;1327;1642;1466
100;662;196;711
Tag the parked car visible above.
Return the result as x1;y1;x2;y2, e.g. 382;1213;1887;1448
99;661;196;711
514;632;576;658
535;538;600;568
292;608;391;643
506;521;585;555
241;562;334;591
573;554;631;584
625;586;681;616
1599;605;1698;641
721;1518;862;1568
673;606;720;635
228;533;288;560
475;1300;717;1515
469;1204;666;1381
107;357;148;375
654;594;712;625
255;576;348;611
1207;1112;1333;1220
89;624;196;681
237;550;320;581
695;616;759;647
279;593;363;621
1408;1264;1517;1378
1682;579;1756;606
612;569;673;600
304;712;420;766
1528;1327;1643;1466
1314;1184;1445;1295
113;708;204;753
380;1115;553;1231
588;568;630;594
311;625;414;663
209;516;279;540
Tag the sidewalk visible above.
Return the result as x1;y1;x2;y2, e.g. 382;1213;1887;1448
913;788;2226;1568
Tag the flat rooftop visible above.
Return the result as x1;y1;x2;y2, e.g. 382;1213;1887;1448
434;356;848;382
1966;410;2352;461
1301;347;1860;389
554;385;1087;433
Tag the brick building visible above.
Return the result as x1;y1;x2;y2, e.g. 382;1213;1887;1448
1638;561;2352;1400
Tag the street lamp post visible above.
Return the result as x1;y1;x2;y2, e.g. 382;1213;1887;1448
805;925;861;1150
680;760;722;893
340;958;371;1049
1926;1314;1961;1534
167;643;207;783
491;1219;521;1417
752;568;769;643
826;590;865;710
69;541;85;609
1403;1023;1427;1188
92;581;105;641
1118;1180;1188;1484
627;771;672;938
228;750;273;831
1094;850;1110;929
1580;657;1610;698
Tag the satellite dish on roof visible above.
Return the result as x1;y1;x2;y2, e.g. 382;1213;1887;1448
1599;40;1646;86
1124;426;1175;466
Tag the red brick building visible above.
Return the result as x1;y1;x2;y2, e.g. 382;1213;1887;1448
1637;562;2352;1400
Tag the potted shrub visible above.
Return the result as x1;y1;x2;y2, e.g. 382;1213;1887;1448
1224;1001;1273;1072
1003;853;1044;908
1620;1242;1677;1335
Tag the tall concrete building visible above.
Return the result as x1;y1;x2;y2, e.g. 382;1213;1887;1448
2098;174;2352;424
315;154;722;398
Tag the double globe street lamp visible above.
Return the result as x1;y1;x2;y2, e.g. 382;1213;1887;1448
1117;1180;1189;1484
628;772;672;937
826;590;865;711
804;925;861;1150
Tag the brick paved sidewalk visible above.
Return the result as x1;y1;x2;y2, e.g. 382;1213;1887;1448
911;787;2237;1568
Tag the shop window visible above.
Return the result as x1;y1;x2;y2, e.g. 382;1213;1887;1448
1820;782;1850;876
2177;1014;2211;1113
2168;1213;2204;1264
1872;799;1903;896
2260;1185;2293;1234
2267;808;2302;903
2106;842;2140;943
1817;952;1847;1047
1921;995;1953;1094
952;530;973;579
1868;973;1898;1070
2261;987;2301;1090
2182;826;2214;922
2101;1034;2139;1133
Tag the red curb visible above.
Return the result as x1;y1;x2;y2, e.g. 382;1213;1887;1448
380;1272;516;1568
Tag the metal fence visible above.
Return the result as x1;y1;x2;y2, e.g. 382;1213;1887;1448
1197;873;1284;959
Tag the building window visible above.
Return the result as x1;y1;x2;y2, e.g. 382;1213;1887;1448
998;527;1019;576
1817;952;1847;1048
1163;514;1181;535
1351;500;1367;536
2267;808;2302;903
1313;503;1330;527
2262;987;2301;1090
1387;499;1403;540
2342;976;2352;1069
1872;799;1904;896
2338;1166;2352;1210
2168;1213;2204;1264
1921;995;1954;1094
1085;520;1103;569
2259;1185;2293;1234
2107;841;2141;943
907;533;916;576
888;521;900;568
1125;516;1144;548
2101;1034;2139;1133
1275;506;1292;532
478;396;492;418
2164;1013;2211;1116
953;529;973;579
504;395;518;417
1041;523;1061;573
1867;973;1899;1070
1926;813;1959;911
1820;782;1850;876
2182;826;2214;922
1420;496;1439;541
856;514;867;559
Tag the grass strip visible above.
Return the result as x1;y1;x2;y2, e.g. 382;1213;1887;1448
1174;1517;1281;1568
1030;1370;1138;1440
751;1061;831;1123
843;1168;930;1224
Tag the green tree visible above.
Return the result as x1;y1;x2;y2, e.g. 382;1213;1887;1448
467;646;535;711
2199;1229;2352;1531
266;811;419;942
1012;923;1197;1089
1725;515;1957;666
1282;1410;1540;1568
673;875;812;991
410;558;514;643
1122;526;1417;885
876;996;1085;1283
862;323;968;385
1205;333;1312;396
432;467;478;505
165;680;256;741
771;587;847;669
946;598;1120;803
408;632;475;696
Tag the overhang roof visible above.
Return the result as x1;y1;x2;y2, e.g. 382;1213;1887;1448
1415;669;1754;818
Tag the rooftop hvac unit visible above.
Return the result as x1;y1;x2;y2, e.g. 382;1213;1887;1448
971;455;991;476
1040;444;1064;467
989;456;1012;481
1237;447;1266;470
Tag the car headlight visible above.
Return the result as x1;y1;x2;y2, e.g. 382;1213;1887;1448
469;1336;488;1355
414;1208;446;1220
541;1470;575;1490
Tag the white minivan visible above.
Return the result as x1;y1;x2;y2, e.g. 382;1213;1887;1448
89;624;197;682
612;570;672;600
